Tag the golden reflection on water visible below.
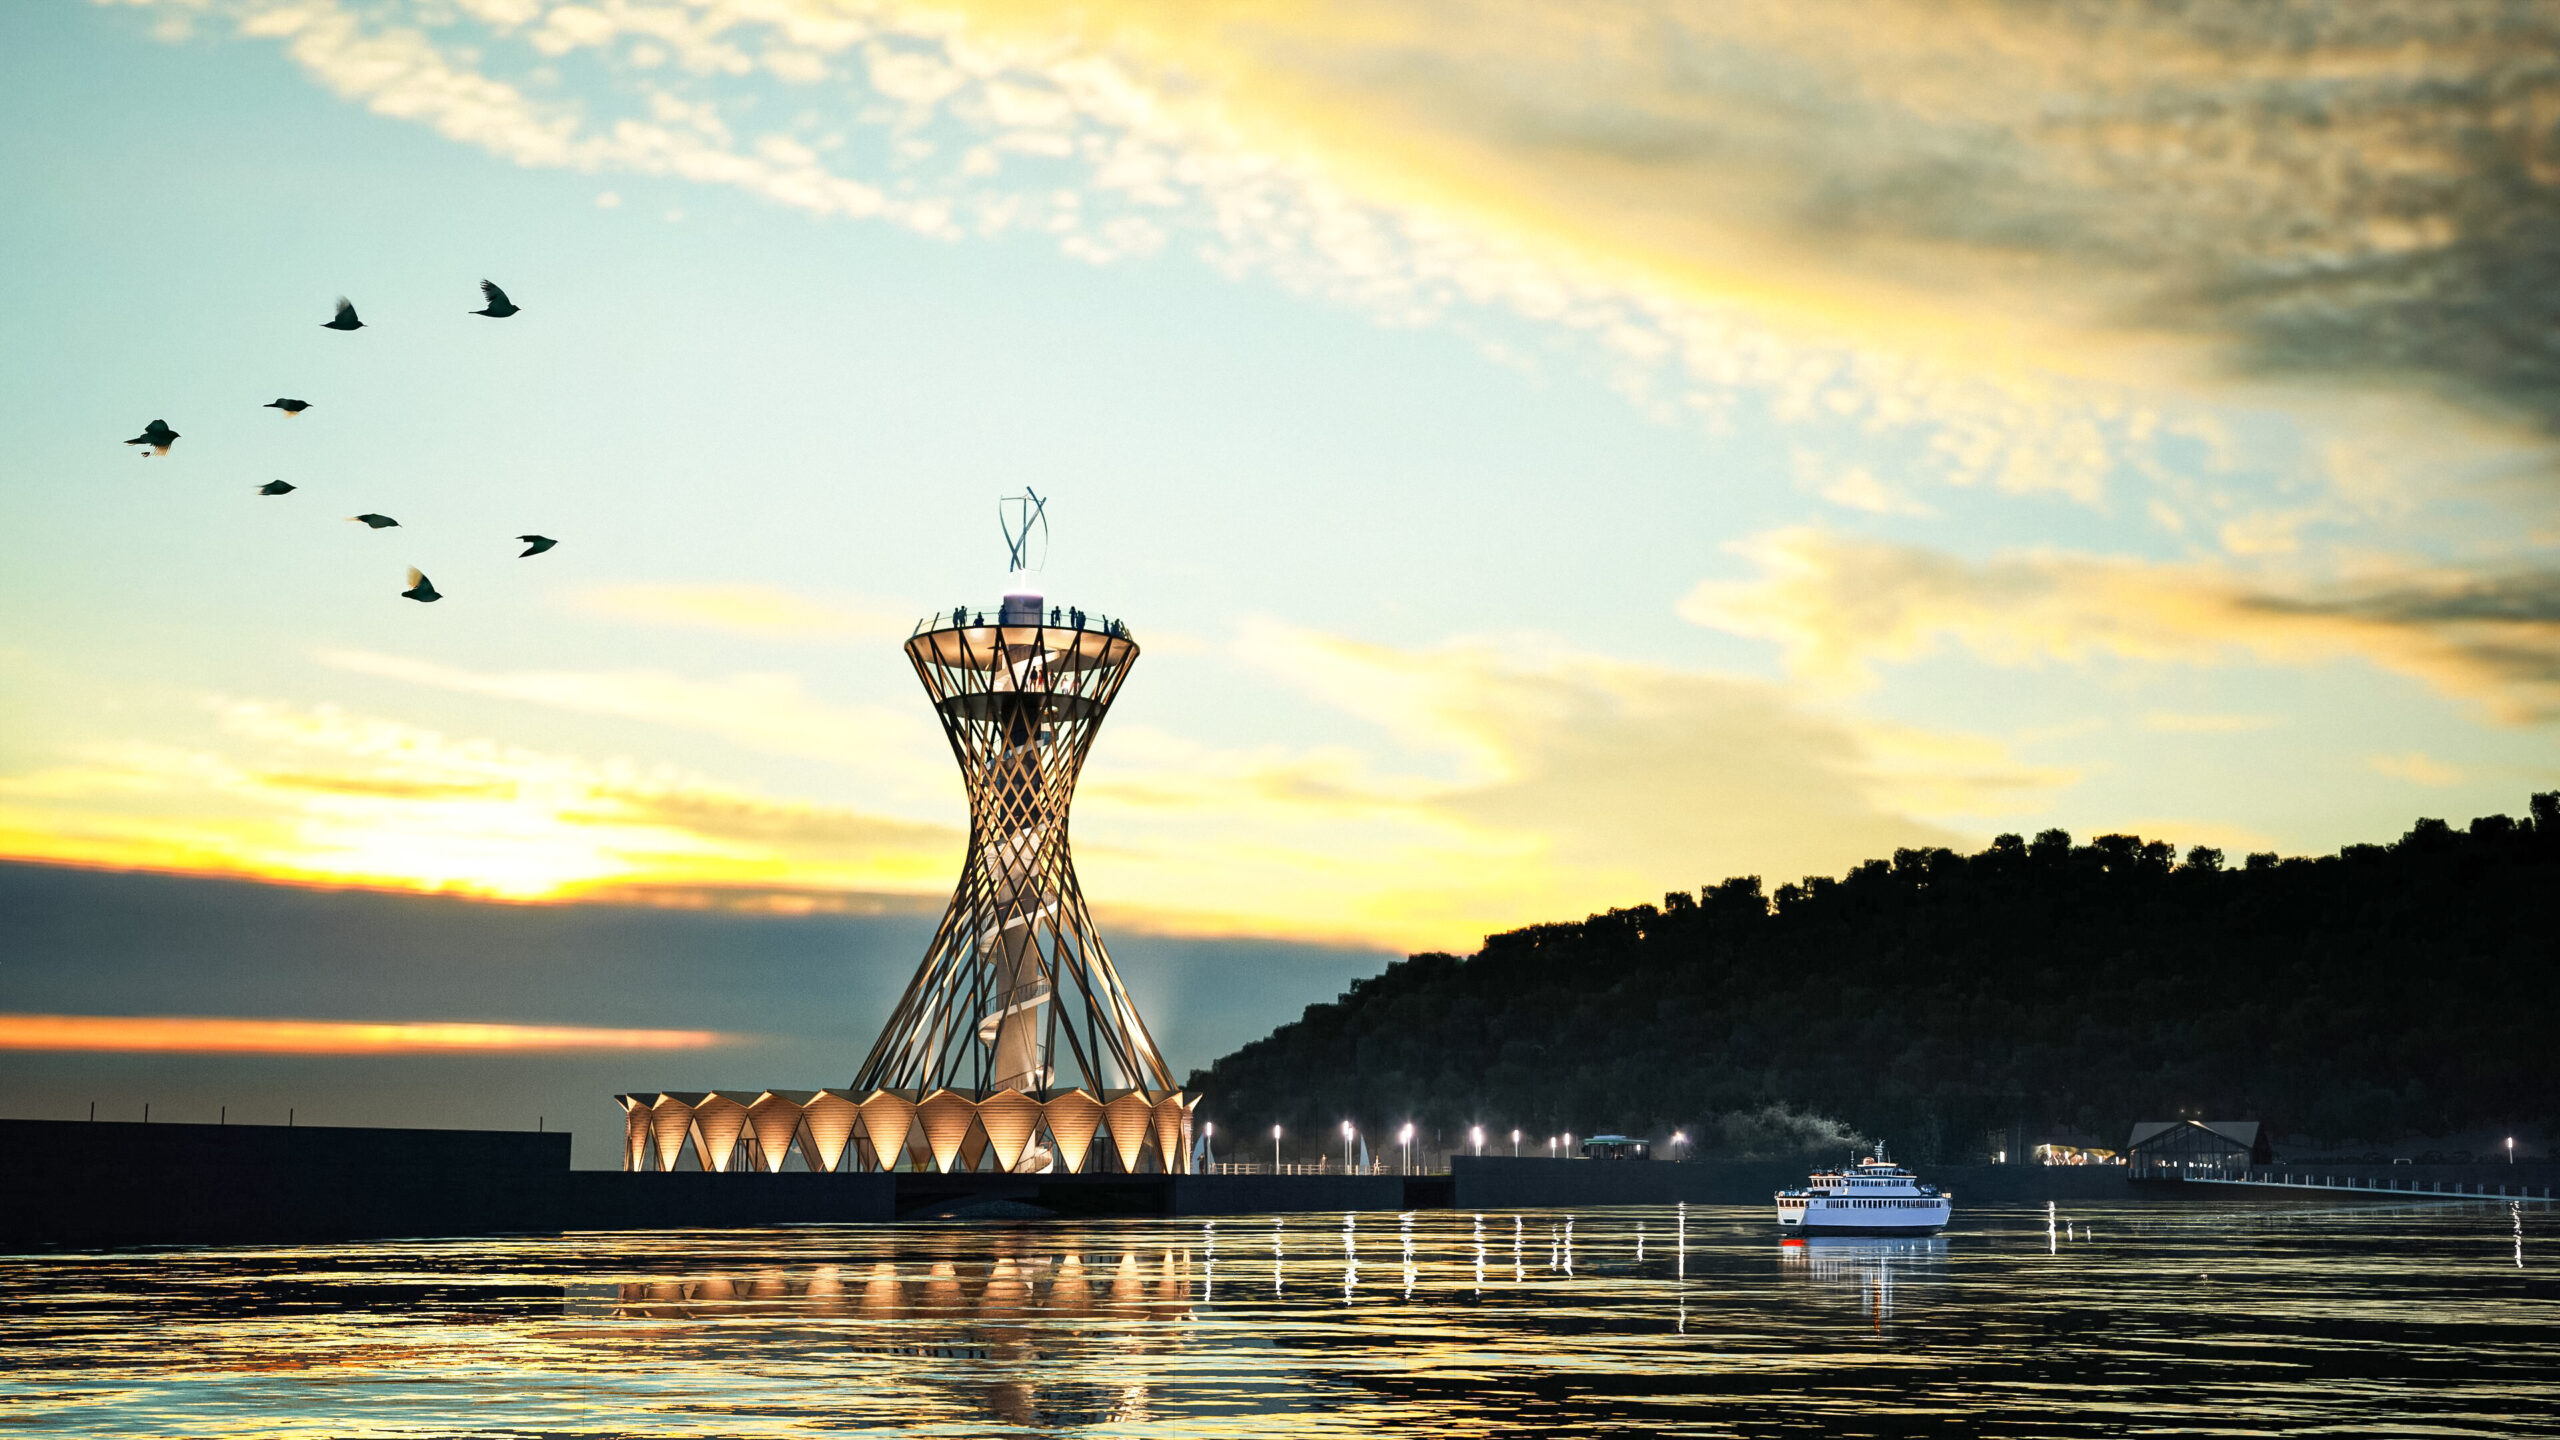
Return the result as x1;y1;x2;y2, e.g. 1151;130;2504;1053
0;1202;2555;1436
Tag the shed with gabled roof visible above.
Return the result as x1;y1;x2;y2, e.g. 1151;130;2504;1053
2127;1119;2270;1177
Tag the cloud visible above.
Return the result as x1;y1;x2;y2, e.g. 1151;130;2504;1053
1062;622;2074;947
0;697;957;900
568;583;905;641
129;0;2560;534
317;648;936;770
1682;527;2560;722
1794;450;1933;517
0;624;2069;950
2141;712;2283;734
0;1014;734;1053
2366;751;2464;786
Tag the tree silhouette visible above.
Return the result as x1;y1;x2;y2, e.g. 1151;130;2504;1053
1187;795;2560;1162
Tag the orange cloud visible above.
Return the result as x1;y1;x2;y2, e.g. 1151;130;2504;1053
0;1014;734;1054
1683;528;2560;721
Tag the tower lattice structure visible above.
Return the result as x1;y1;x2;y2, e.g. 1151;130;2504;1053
614;598;1196;1176
858;596;1173;1101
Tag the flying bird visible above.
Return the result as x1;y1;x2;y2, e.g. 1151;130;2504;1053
473;280;519;318
264;398;310;415
124;419;178;455
258;480;296;496
401;567;441;603
323;297;364;331
350;513;399;529
516;534;556;557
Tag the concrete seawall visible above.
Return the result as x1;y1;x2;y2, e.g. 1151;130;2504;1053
0;1119;1457;1248
0;1118;570;1248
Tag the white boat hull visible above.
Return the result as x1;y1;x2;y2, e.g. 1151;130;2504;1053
1776;1196;1950;1235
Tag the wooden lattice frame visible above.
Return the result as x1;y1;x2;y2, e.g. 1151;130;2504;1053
852;613;1178;1102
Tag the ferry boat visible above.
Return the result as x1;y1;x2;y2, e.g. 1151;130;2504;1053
1775;1144;1951;1234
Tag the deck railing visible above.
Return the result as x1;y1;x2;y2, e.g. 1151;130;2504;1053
912;608;1131;639
1204;1161;1443;1177
2178;1167;2553;1201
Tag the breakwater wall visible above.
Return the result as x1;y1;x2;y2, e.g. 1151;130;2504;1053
0;1118;570;1249
0;1119;1456;1249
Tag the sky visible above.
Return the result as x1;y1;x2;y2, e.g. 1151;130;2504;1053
3;1;2558;1147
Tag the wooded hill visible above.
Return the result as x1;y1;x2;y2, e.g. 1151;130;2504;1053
1185;797;2560;1163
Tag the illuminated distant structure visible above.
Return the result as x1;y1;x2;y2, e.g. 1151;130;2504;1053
617;492;1193;1174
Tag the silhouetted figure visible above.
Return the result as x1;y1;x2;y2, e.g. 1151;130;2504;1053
401;567;441;603
473;280;519;318
323;298;364;331
264;398;310;415
1051;605;1062;625
124;419;178;455
953;605;967;627
258;480;296;496
974;611;985;626
350;513;399;529
1069;607;1084;629
516;534;556;557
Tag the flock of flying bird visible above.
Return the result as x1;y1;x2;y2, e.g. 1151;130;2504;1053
122;281;552;603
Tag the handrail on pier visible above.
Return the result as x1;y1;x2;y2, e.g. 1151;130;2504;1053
2178;1167;2553;1203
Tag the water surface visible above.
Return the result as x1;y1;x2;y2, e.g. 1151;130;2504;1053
1;1200;2551;1436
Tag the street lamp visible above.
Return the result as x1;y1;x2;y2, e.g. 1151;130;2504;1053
1547;1135;1555;1157
1565;1131;1575;1156
1273;1123;1282;1171
1400;1122;1415;1175
1342;1119;1355;1172
1511;1128;1520;1157
2510;1136;2517;1165
1471;1126;1484;1156
1203;1120;1213;1171
1671;1130;1687;1159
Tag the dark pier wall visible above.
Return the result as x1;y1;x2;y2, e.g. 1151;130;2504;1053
1171;1174;1445;1216
0;1118;569;1249
569;1172;895;1229
1451;1156;2136;1209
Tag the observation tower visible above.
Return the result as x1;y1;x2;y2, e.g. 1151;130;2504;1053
615;493;1194;1175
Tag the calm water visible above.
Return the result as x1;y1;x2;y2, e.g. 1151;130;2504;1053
0;1200;2551;1437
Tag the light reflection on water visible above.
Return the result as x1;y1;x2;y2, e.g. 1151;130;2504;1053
1;1201;2554;1436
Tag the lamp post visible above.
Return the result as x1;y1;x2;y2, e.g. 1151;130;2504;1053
1272;1124;1282;1171
1203;1120;1213;1171
1671;1130;1687;1159
2510;1136;2516;1165
1400;1122;1415;1175
1511;1128;1520;1157
1471;1126;1484;1156
1565;1131;1575;1157
1342;1120;1354;1173
1547;1135;1555;1157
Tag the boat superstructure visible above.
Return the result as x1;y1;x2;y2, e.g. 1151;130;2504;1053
1775;1144;1951;1234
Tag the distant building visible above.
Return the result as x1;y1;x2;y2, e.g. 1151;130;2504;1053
1579;1135;1652;1160
2126;1120;2271;1178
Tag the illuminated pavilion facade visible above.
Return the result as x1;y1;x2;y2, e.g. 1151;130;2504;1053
618;585;1195;1175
